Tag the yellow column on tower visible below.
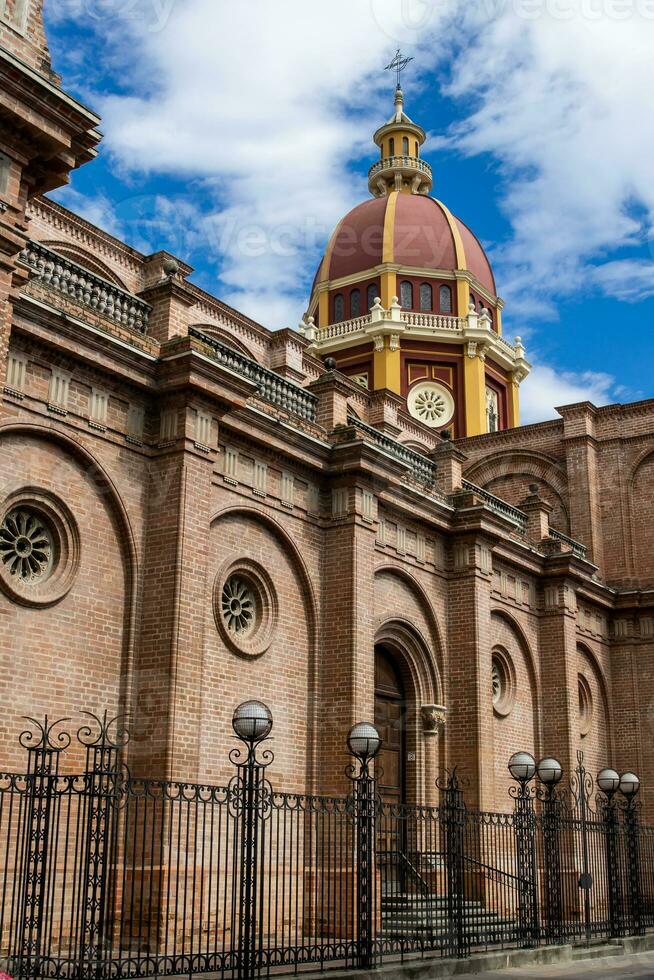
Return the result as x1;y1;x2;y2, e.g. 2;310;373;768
463;345;487;437
318;289;329;328
381;190;399;307
508;375;521;428
371;190;402;394
457;279;470;317
373;338;401;394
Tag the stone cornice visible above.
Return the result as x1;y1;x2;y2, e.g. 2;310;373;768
13;295;158;391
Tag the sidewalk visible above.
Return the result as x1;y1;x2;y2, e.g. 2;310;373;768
452;949;654;977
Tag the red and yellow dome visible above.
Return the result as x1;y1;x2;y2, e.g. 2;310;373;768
303;81;529;440
313;193;495;298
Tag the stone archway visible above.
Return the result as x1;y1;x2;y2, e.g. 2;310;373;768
374;620;443;807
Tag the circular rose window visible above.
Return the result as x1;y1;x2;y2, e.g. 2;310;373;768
407;382;455;429
0;492;79;607
1;509;53;582
214;559;277;657
491;649;515;716
578;674;593;737
221;576;256;635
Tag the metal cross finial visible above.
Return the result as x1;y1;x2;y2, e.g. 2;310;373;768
385;49;414;89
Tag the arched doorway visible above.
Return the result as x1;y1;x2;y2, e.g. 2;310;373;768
374;645;406;806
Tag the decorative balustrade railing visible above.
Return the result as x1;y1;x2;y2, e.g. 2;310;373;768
0;714;651;980
348;415;438;486
549;528;588;559
461;480;528;531
401;311;467;330
19;241;151;335
312;309;520;354
368;156;433;180
190;327;318;423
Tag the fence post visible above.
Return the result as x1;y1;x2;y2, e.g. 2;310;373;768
346;722;381;971
595;774;623;941
76;712;129;980
541;785;563;944
509;754;539;948
440;770;467;959
230;701;274;980
15;717;71;980
624;798;643;936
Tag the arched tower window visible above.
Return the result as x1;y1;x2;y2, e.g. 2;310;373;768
419;283;432;312
400;280;413;309
389;137;395;157
333;293;344;322
439;284;452;314
486;386;499;433
367;284;378;311
402;137;409;156
414;141;419;157
350;288;361;318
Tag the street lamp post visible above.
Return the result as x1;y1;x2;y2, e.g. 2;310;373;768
346;722;381;971
536;757;564;943
508;752;539;947
231;701;274;980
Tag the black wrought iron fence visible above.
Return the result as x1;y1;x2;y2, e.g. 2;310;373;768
0;707;651;980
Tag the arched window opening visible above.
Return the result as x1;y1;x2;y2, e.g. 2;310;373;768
469;292;476;311
402;137;409;156
439;284;452;314
367;283;378;311
419;282;432;312
389;137;395;157
333;293;345;322
350;288;361;318
400;280;414;310
486;385;499;433
414;141;419;157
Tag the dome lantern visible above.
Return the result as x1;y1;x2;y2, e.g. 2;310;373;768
368;86;432;198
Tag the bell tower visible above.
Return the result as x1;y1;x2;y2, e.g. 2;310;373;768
0;0;100;377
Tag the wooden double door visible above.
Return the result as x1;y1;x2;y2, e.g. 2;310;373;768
374;645;406;806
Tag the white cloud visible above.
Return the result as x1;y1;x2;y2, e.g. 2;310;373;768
520;362;617;424
591;258;654;302
48;0;654;346
54;187;125;241
445;1;654;319
49;0;462;326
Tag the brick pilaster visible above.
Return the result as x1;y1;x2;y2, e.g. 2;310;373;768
318;485;377;797
445;535;494;810
132;411;214;780
558;404;604;570
538;577;579;780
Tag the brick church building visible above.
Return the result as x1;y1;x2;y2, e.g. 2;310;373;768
1;0;653;818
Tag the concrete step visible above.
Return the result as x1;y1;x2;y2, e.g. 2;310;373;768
571;943;624;960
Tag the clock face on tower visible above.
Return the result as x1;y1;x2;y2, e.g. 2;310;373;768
407;381;455;428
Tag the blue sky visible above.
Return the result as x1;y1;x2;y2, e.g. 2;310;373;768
42;0;654;422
